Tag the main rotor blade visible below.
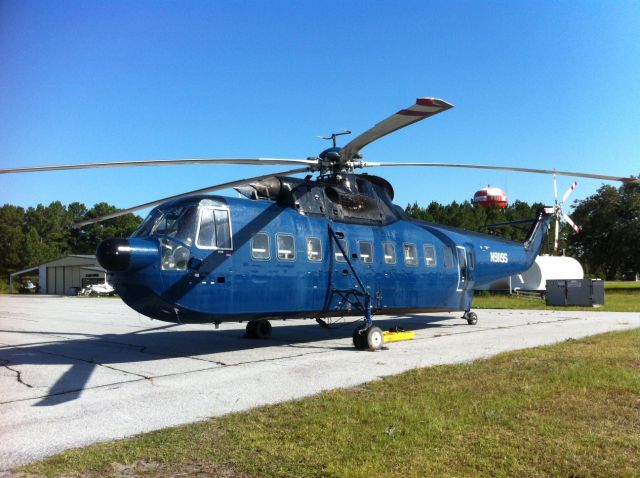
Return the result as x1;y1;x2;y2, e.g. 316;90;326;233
339;98;453;164
73;166;313;228
363;162;639;183
0;158;317;175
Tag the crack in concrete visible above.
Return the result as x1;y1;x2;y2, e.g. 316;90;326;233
0;346;334;405
0;359;34;389
0;314;600;406
0;330;229;366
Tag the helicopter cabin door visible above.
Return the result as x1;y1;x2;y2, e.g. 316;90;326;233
327;230;375;314
456;245;468;291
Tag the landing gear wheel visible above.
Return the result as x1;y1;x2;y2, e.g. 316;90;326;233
353;325;384;351
245;321;258;338
255;319;272;339
245;319;272;339
353;324;368;350
466;312;478;325
365;326;384;351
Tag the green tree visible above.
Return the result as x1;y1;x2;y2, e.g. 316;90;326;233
568;180;640;279
72;202;142;254
0;205;26;278
0;201;142;283
24;201;72;260
405;199;543;244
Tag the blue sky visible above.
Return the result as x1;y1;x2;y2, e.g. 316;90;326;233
1;0;639;218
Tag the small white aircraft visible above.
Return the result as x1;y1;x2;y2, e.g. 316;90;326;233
79;280;116;296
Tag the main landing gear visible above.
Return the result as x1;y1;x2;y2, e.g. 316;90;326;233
353;323;384;351
351;293;385;351
246;319;272;339
462;311;478;325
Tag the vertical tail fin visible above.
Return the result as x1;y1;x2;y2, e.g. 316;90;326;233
524;207;554;251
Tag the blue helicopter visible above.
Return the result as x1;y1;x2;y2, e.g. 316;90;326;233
3;98;637;350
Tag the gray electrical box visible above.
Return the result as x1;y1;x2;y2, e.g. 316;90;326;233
545;279;605;306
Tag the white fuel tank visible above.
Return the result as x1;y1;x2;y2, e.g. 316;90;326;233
476;255;584;292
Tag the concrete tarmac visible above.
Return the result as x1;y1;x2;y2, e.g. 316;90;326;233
1;295;638;471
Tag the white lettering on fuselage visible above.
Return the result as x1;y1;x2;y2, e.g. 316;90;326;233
490;252;509;264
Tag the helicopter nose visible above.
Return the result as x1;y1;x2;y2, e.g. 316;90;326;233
96;238;132;271
97;238;159;272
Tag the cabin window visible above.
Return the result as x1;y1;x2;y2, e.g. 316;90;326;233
335;239;348;262
276;233;295;261
383;242;396;264
443;245;454;268
251;232;270;260
306;237;322;262
196;207;233;250
358;241;373;263
424;245;437;267
468;251;475;270
404;243;418;266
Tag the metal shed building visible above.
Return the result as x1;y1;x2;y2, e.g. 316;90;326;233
9;255;106;295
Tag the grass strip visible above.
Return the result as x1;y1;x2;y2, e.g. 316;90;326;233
19;329;640;478
473;282;640;312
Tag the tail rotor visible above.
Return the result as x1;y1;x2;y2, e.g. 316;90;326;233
552;173;582;254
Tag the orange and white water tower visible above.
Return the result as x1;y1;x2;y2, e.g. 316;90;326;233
472;185;508;208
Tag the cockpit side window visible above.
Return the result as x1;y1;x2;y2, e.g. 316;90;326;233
196;207;233;250
197;209;216;247
214;209;231;249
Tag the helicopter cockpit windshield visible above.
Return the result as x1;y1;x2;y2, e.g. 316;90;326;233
132;206;199;245
131;205;200;271
132;203;233;270
153;206;199;246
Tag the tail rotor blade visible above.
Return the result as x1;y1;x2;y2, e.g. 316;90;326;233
554;216;560;253
561;181;578;205
562;212;582;233
553;173;558;207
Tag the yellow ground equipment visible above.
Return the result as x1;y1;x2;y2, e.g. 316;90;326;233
383;328;415;343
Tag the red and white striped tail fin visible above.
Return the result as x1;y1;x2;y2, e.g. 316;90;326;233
339;98;453;163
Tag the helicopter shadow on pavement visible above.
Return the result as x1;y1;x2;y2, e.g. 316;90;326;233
0;313;458;407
